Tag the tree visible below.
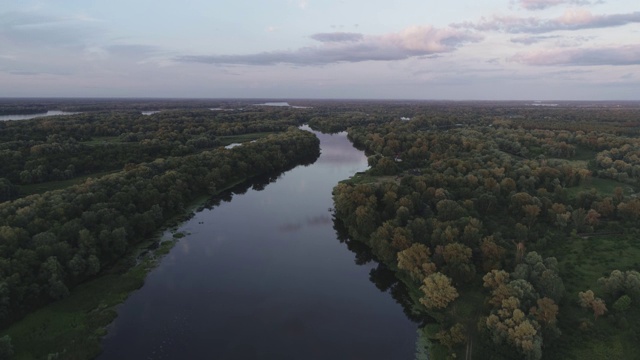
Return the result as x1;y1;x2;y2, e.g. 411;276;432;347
598;270;640;302
584;209;601;227
442;242;475;283
480;236;506;272
522;204;541;228
483;269;511;307
578;290;607;320
513;252;565;303
571;208;587;231
485;296;543;360
612;295;631;313
391;226;413;251
435;323;467;350
436;200;466;222
462;218;482;244
617;199;640;222
591;298;607;320
578;289;595;308
40;256;69;300
530;297;559;326
397;243;436;282
419;272;459;310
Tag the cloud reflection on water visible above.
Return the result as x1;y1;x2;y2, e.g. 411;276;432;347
277;214;333;233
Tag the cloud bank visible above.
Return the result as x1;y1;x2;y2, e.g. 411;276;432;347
510;35;560;44
0;11;103;47
176;26;482;66
454;9;640;33
518;0;597;10
310;32;364;42
512;45;640;66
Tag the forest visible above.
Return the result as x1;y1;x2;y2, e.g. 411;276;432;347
327;101;640;359
1;99;640;359
0;102;320;358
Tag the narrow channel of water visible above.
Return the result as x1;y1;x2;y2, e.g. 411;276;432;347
98;128;418;359
0;110;77;121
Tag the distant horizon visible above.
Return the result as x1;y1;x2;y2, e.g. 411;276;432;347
1;97;640;103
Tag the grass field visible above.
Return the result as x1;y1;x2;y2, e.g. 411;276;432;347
572;146;598;161
218;132;275;146
81;136;122;145
542;233;640;360
552;234;640;294
566;177;636;198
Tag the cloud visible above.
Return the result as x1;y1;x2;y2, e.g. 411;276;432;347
310;32;364;42
7;70;40;76
105;44;163;58
454;9;640;34
510;35;559;44
518;0;598;10
0;10;103;47
512;45;640;66
177;26;482;66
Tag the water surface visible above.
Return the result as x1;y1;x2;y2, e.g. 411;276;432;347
99;128;417;359
254;102;310;109
0;110;77;121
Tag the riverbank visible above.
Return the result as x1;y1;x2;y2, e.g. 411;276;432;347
2;235;177;359
0;130;322;359
0;166;309;359
97;127;417;359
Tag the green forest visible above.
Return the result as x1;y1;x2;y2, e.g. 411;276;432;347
1;99;640;359
0;102;320;358
327;101;640;359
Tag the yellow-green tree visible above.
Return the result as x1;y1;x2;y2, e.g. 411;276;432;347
435;323;467;350
397;243;436;282
419;272;459;310
578;290;608;320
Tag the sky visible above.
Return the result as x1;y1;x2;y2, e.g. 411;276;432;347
0;0;638;100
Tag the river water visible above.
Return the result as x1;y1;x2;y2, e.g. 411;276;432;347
0;110;77;121
99;128;418;359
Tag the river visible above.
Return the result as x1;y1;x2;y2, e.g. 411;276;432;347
0;110;77;121
98;127;418;359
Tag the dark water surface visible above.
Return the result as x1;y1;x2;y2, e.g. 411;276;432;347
99;128;417;359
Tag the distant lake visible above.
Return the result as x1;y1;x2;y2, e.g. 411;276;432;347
141;111;161;115
99;126;417;359
255;102;310;109
0;110;77;121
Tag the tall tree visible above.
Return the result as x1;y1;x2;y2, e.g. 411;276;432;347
419;272;459;310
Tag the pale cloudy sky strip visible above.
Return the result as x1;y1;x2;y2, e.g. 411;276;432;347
0;0;637;99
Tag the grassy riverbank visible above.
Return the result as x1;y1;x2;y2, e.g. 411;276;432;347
1;161;311;359
2;238;177;359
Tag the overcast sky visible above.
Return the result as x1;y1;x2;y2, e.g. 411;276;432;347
0;0;638;100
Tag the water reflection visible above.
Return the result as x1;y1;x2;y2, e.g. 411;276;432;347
277;215;333;233
314;132;370;166
99;128;416;360
202;153;319;210
333;216;426;324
